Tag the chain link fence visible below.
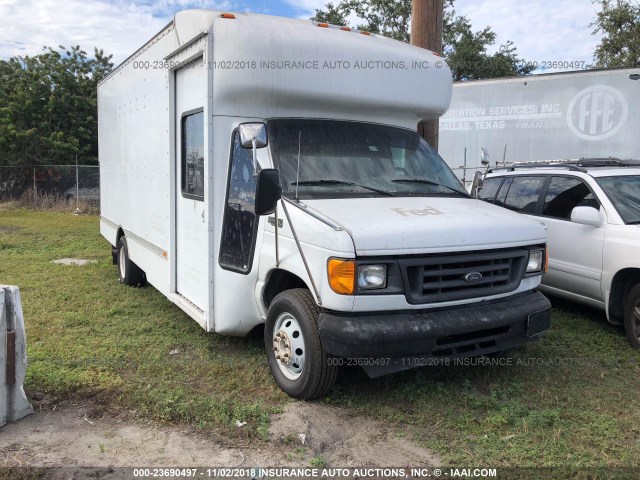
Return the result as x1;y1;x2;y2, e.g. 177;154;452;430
0;164;100;211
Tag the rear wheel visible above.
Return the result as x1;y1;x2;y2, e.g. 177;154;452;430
117;235;145;286
624;284;640;350
265;289;337;399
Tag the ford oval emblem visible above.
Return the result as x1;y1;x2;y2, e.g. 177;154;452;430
465;272;483;282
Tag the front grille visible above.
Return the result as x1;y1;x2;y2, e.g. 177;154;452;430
400;248;528;304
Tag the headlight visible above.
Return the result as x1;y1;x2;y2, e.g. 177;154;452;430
357;264;387;290
526;249;544;273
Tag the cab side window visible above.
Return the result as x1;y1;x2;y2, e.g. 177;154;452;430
502;176;546;214
478;177;503;202
543;176;599;220
219;132;259;273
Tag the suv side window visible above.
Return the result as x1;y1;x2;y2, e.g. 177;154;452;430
503;176;546;213
543;176;599;220
495;177;513;208
478;177;503;202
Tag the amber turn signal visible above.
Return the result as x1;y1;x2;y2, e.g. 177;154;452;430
544;246;549;274
327;259;355;295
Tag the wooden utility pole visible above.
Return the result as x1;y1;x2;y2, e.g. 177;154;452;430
411;0;444;151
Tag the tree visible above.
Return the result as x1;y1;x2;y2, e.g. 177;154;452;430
313;0;413;42
444;14;534;80
312;0;534;80
313;2;349;26
592;0;640;68
0;45;113;167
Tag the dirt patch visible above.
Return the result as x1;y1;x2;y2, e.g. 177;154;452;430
0;405;259;469
0;402;439;473
270;402;441;468
0;225;21;234
51;258;98;266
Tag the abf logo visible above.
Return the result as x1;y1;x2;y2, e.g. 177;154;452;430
566;85;628;141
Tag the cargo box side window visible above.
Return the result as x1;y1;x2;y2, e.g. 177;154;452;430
219;132;258;273
542;176;599;220
181;111;205;200
502;176;546;214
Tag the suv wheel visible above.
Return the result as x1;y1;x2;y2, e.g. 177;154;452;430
623;284;640;349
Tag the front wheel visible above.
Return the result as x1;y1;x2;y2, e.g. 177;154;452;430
624;284;640;350
265;289;337;399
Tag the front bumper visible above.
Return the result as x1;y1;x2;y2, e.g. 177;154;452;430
317;290;551;375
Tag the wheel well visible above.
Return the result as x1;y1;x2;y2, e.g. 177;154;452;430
116;227;125;246
609;269;640;324
263;269;308;309
112;228;125;265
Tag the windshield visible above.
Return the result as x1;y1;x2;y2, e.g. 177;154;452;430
596;175;640;224
267;119;468;200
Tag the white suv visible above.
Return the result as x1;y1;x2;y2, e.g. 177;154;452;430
478;159;640;349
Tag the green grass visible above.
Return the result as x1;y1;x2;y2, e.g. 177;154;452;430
1;208;640;467
309;455;327;467
0;208;285;443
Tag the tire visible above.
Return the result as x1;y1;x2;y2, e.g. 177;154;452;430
117;236;146;286
624;284;640;350
265;289;338;400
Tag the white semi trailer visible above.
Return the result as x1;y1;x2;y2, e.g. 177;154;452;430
439;67;640;183
99;9;551;399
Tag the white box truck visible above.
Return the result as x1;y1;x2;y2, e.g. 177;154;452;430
99;9;552;399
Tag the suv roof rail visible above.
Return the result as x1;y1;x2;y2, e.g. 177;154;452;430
488;157;640;173
575;157;640;167
488;162;586;173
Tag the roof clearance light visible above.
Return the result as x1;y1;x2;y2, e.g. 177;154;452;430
317;22;329;28
221;13;236;19
360;31;371;36
340;26;351;31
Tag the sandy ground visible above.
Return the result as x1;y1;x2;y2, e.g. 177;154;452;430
0;402;439;476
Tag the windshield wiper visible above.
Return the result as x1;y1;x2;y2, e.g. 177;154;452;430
391;178;467;195
291;179;394;196
626;220;640;225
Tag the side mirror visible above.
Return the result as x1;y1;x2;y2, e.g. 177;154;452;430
470;170;484;198
255;169;282;216
570;206;602;227
480;148;490;166
239;123;267;149
239;123;268;175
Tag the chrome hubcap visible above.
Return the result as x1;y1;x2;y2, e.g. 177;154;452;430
272;312;305;380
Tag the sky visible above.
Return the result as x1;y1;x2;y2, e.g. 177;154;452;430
0;0;603;73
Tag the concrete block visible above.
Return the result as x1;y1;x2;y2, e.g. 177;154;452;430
1;285;33;427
